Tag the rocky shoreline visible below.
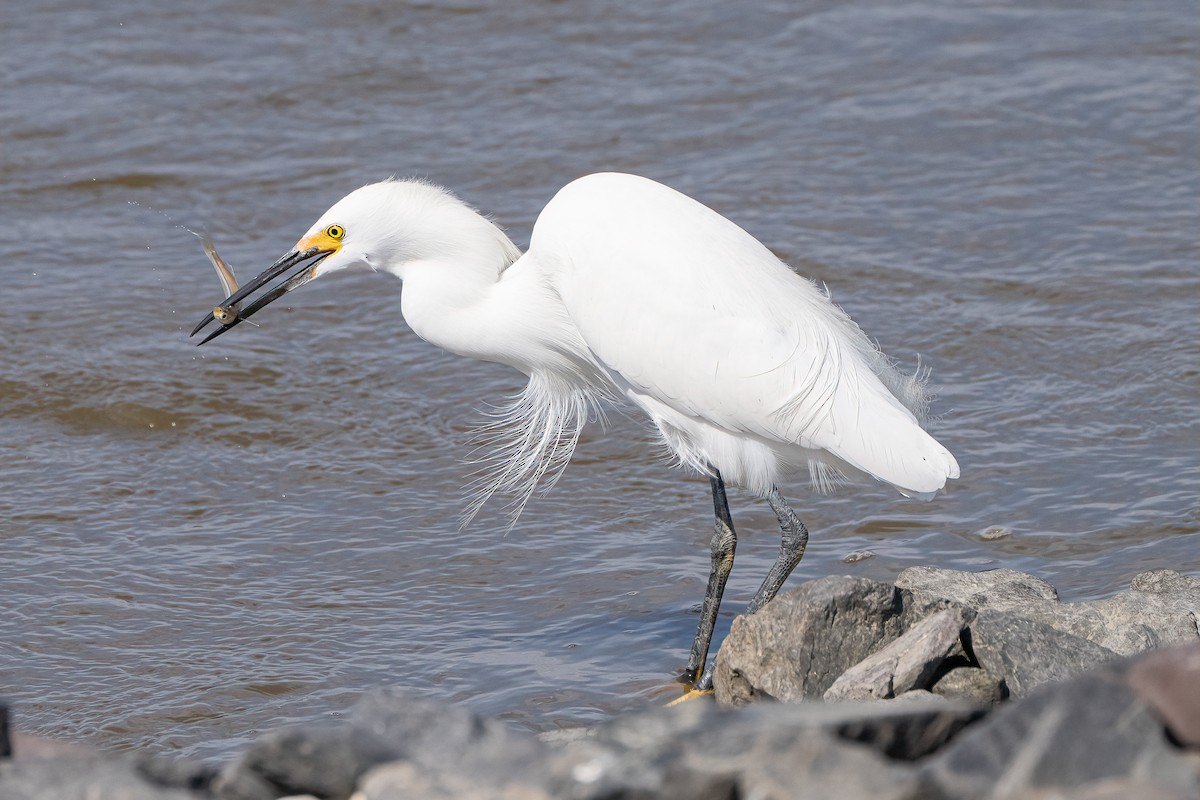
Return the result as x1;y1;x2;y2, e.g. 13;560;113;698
3;567;1198;799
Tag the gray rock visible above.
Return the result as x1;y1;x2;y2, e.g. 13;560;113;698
213;723;398;800
0;756;199;800
1125;643;1200;748
825;609;969;701
717;728;915;800
215;690;547;800
1006;778;1200;800
932;666;1006;705
358;760;554;800
544;699;940;800
826;699;988;761
350;688;545;784
713;575;906;705
888;689;948;703
921;666;1200;798
134;753;215;794
897;567;1060;616
970;611;1120;697
897;567;1200;656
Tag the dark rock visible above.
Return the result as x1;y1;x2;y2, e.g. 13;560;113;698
827;699;988;761
825;609;969;701
0;701;8;758
931;666;1006;705
920;666;1200;798
969;611;1120;697
135;752;215;793
1126;643;1200;748
713;575;907;705
0;756;199;800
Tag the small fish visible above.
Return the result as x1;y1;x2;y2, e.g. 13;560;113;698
201;234;241;326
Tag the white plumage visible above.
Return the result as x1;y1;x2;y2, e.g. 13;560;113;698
195;171;959;692
300;172;958;513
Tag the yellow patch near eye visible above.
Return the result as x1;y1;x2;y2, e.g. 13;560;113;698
296;226;346;254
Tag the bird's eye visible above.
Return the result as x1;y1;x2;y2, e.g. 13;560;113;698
326;224;345;240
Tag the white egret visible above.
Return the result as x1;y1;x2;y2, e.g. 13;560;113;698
191;173;959;691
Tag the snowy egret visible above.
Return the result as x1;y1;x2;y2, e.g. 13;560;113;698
190;173;959;691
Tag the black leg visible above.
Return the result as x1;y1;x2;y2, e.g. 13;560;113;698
745;485;810;615
680;469;736;690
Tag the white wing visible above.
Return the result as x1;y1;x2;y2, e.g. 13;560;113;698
531;173;959;497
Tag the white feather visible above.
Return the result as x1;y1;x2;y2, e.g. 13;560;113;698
297;173;958;518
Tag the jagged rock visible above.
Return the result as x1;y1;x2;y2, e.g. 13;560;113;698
897;567;1200;656
969;611;1120;697
932;666;1006;705
920;665;1200;798
825;609;969;701
1125;643;1200;748
713;575;907;705
0;756;199;800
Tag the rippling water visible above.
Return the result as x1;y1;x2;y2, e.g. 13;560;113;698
2;0;1197;763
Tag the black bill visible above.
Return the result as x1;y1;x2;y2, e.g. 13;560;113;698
190;247;332;345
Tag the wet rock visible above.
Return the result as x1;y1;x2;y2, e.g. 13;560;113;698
932;666;1006;705
969;611;1120;697
825;609;969;701
0;701;8;759
1125;643;1200;748
920;666;1200;798
713;575;906;705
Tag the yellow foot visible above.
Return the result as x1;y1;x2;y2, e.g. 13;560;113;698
666;687;715;706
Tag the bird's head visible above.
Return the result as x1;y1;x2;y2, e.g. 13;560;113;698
190;179;502;345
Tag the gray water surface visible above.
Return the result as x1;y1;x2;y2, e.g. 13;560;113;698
2;0;1197;762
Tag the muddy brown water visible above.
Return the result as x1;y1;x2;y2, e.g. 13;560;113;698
2;0;1197;762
